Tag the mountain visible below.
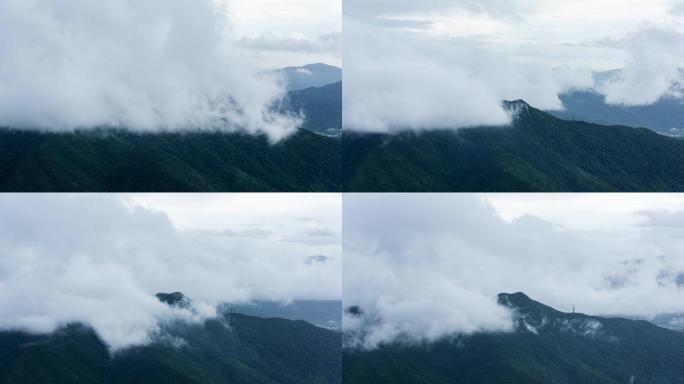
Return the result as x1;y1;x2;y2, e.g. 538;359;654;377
0;128;340;192
550;90;684;137
343;292;684;384
286;82;341;137
344;100;684;192
155;292;192;309
277;64;342;91
224;300;342;331
0;79;342;192
0;293;341;384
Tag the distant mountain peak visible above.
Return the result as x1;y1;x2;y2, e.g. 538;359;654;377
156;292;192;309
503;99;530;106
497;291;530;301
277;63;342;91
498;292;569;316
345;305;364;317
502;99;531;117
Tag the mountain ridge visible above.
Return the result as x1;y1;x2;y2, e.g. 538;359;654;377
0;79;342;192
344;100;684;192
0;311;341;384
550;89;684;136
277;63;342;91
343;292;684;383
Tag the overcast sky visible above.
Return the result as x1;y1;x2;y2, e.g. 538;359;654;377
344;194;684;348
227;0;341;68
0;193;340;350
0;0;339;139
344;0;684;132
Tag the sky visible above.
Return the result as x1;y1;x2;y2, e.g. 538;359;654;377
227;0;341;68
0;0;339;139
0;193;341;350
343;194;684;349
343;0;684;132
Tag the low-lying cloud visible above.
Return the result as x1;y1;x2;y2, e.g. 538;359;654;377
343;194;684;349
0;195;340;350
343;0;682;133
0;0;301;141
342;17;591;133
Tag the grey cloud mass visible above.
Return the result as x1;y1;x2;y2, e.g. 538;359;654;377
0;195;340;350
0;0;301;141
343;194;684;349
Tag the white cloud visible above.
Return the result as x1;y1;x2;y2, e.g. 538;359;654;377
486;193;684;231
227;0;341;68
343;0;679;132
236;32;341;53
343;194;684;349
343;18;592;132
344;0;526;22
598;27;684;105
0;194;341;350
671;1;684;18
0;0;301;141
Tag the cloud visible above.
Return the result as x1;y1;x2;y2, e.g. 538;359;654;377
0;195;340;350
305;255;333;265
638;209;684;228
343;0;681;131
671;1;684;18
344;0;526;23
281;226;340;245
343;194;684;349
597;27;684;105
0;0;301;141
343;19;592;132
200;228;275;238
236;32;341;53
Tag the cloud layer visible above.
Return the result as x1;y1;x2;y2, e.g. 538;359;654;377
342;3;591;132
343;0;681;132
343;194;684;349
0;194;340;350
0;0;300;141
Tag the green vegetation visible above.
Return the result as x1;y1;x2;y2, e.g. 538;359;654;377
343;293;684;384
0;128;340;192
0;313;341;384
344;101;684;192
0;82;341;192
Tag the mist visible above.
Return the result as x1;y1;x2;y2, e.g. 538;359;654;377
0;0;301;141
0;194;341;350
342;18;589;133
342;0;682;133
343;194;684;349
